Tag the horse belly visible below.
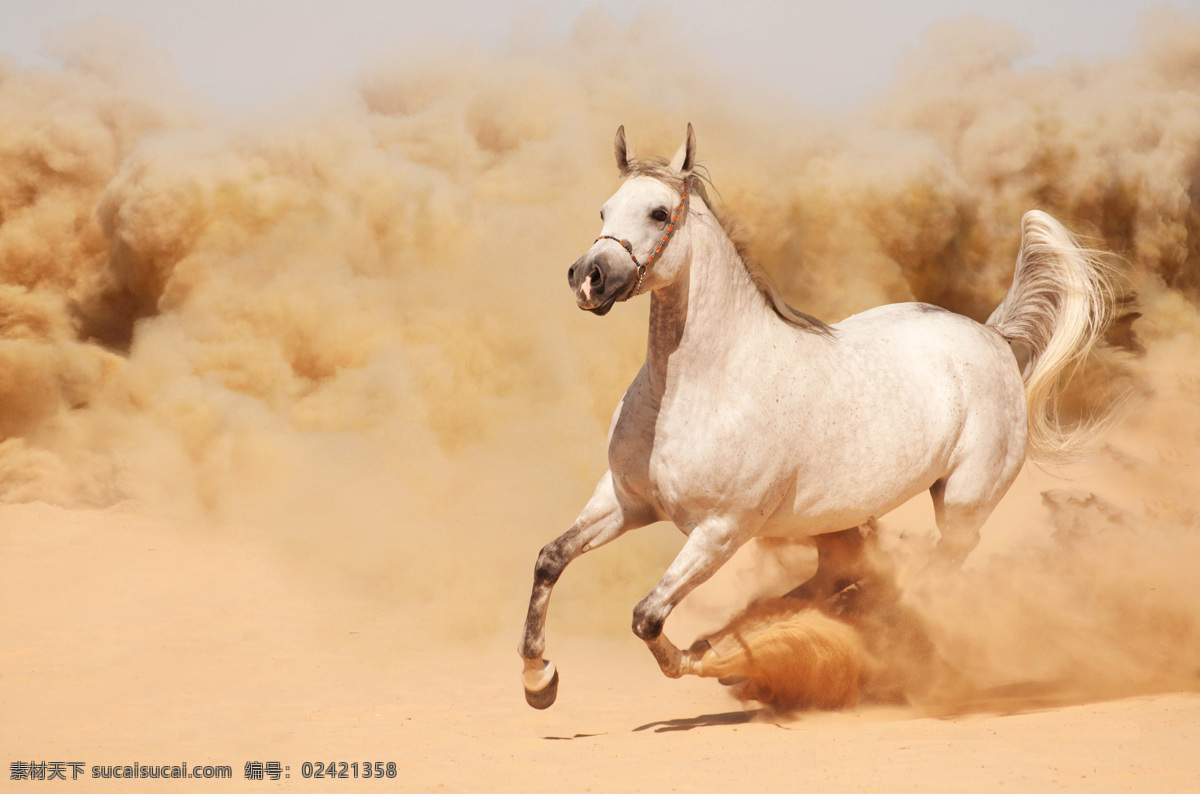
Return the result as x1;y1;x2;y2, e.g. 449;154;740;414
642;416;945;539
766;312;1025;537
768;377;966;535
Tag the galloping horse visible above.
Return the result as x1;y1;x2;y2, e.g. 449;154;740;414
519;125;1114;708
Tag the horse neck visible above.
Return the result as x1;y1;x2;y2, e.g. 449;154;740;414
645;202;774;387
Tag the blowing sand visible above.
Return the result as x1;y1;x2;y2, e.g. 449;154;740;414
4;7;1200;792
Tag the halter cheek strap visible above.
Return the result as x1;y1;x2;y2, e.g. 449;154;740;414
595;188;689;300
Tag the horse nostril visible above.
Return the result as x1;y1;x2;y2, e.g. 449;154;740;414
588;265;604;291
568;263;578;284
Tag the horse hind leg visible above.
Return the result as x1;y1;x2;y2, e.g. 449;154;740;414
688;524;879;689
783;520;880;615
928;454;1020;569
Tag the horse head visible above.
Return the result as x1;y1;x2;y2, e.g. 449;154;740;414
568;124;697;314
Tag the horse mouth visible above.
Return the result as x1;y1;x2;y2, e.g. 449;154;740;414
586;293;620;315
581;277;638;315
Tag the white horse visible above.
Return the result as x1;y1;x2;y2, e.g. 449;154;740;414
519;124;1114;709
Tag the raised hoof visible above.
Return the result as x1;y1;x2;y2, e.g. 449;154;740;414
524;667;560;710
717;675;748;687
525;662;561;710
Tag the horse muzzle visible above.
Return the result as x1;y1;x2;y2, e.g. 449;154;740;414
568;249;638;315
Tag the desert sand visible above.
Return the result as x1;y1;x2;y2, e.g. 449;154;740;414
4;500;1198;793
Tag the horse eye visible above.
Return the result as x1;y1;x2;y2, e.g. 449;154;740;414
651;208;669;223
600;210;605;221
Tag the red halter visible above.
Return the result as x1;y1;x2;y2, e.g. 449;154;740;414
595;187;689;300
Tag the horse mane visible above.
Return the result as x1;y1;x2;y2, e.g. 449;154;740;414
623;157;832;336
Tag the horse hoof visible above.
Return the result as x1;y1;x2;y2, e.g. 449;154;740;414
523;660;559;709
525;668;559;709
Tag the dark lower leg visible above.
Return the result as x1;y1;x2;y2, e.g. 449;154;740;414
784;521;878;607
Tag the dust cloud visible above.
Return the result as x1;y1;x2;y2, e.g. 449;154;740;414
1;7;1199;706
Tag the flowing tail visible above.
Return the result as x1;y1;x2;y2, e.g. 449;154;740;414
987;210;1117;463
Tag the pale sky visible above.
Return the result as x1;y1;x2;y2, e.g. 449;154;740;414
2;1;1197;109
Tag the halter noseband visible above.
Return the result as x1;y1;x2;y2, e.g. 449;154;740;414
595;187;689;300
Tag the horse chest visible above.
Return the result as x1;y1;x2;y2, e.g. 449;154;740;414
608;384;781;527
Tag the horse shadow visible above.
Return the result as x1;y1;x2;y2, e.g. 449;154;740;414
541;708;762;741
632;709;762;733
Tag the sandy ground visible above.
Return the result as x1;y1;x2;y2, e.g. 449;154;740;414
3;501;1198;793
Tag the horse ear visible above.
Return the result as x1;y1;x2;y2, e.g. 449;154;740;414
615;125;631;175
669;123;696;174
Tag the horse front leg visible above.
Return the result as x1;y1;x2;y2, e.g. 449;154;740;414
631;518;751;679
518;471;649;709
